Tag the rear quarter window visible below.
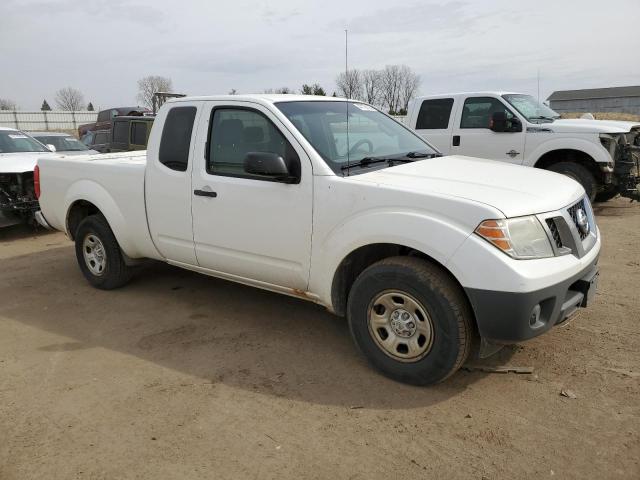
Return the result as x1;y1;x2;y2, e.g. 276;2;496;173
415;98;454;129
159;106;197;172
113;121;129;144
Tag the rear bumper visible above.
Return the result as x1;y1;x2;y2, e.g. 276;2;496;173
465;256;599;343
34;210;53;230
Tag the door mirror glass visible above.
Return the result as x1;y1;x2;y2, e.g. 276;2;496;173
490;111;507;132
244;152;292;179
490;111;522;133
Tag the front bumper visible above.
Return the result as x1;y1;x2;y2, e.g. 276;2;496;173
465;256;599;343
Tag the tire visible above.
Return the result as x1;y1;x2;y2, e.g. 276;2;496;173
594;188;619;203
347;256;473;385
548;162;597;202
74;214;134;289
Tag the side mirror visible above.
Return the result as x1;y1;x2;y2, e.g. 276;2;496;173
46;144;57;152
489;112;507;132
243;152;297;182
490;112;522;133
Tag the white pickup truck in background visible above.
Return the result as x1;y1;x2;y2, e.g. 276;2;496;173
36;95;600;385
406;92;640;202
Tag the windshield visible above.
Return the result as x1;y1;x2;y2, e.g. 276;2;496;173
502;94;560;123
0;130;49;153
275;101;438;174
35;135;89;152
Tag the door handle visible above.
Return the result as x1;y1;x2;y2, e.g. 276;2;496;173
506;150;520;158
452;135;460;147
194;189;217;198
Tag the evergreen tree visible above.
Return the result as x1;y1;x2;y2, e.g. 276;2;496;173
87;102;94;111
41;99;51;111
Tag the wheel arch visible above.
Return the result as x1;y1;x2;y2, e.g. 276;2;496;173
534;148;602;180
330;242;474;324
63;180;142;257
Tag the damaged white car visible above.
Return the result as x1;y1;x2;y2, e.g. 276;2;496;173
0;127;57;227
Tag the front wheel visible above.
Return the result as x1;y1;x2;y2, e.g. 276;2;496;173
347;257;473;385
74;214;134;289
594;188;619;203
548;161;597;202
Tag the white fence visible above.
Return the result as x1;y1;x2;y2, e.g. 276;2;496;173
0;110;405;132
0;111;98;132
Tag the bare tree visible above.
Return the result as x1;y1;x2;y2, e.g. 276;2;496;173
398;66;421;114
55;87;85;111
0;98;17;110
335;70;362;100
379;65;405;114
137;75;173;109
361;70;381;106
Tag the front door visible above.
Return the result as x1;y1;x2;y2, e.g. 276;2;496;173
191;102;313;290
451;96;526;164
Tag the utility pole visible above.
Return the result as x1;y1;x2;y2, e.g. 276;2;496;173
345;29;348;96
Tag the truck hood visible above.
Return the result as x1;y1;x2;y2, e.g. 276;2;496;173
0;152;58;173
351;155;584;218
538;118;640;134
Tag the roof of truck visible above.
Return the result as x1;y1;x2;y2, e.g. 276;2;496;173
167;94;351;104
414;92;521;99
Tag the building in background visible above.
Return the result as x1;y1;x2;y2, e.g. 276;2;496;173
547;86;640;116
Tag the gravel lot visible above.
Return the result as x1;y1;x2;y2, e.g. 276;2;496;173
1;197;638;479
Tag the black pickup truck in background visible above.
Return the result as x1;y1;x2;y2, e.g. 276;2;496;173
77;106;150;139
81;116;155;153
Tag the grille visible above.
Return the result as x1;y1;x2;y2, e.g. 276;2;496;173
546;218;563;248
567;199;589;240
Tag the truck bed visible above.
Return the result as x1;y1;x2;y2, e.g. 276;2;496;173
38;151;160;260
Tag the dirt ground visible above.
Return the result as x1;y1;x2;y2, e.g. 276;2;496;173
1;197;638;479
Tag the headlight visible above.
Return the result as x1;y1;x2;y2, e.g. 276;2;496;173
475;216;554;259
600;133;620;159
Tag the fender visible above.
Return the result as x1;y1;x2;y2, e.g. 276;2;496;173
308;208;475;308
528;137;610;168
63;179;146;258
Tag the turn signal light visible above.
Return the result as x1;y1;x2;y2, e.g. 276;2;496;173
34;165;41;199
475;220;513;254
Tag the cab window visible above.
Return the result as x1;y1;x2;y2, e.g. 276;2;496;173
113;121;129;144
131;122;148;145
416;98;453;129
206;108;299;181
158;106;196;172
460;97;515;129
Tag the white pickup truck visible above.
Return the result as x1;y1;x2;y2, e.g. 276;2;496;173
36;95;600;385
406;92;640;202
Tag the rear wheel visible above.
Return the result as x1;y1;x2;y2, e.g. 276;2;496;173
548;161;597;202
347;256;473;385
74;214;134;289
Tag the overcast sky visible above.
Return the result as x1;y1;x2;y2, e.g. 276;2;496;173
1;0;639;110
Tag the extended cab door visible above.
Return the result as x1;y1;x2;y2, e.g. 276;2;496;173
145;101;202;265
191;101;312;290
411;97;456;154
451;96;526;164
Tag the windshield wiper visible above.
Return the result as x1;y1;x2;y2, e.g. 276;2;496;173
529;116;556;122
405;151;442;158
341;157;397;170
341;152;441;171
